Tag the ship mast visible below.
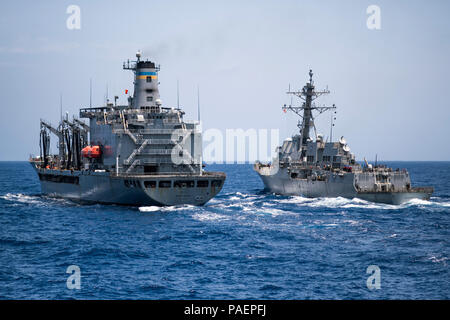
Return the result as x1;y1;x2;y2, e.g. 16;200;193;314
283;70;335;155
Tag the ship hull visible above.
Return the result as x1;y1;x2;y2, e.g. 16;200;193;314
32;164;225;206
256;168;432;205
355;190;432;205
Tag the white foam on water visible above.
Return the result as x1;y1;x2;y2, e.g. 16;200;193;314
388;233;398;238
242;206;254;212
342;202;398;210
1;193;45;206
213;202;245;210
138;206;161;212
206;198;220;204
191;212;230;222
428;255;448;264
308;197;354;208
277;196;312;205
405;198;433;206
261;201;276;207
428;197;450;207
261;207;291;216
322;223;339;227
227;192;261;201
274;194;450;211
138;204;196;213
342;219;362;226
398;198;450;210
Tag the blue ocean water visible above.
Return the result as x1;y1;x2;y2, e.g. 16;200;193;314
0;161;449;299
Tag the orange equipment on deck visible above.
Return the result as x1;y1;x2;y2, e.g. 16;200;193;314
81;145;102;158
81;146;92;158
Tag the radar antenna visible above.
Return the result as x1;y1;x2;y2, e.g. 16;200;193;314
282;70;336;153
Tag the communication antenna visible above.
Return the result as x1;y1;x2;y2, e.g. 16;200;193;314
177;80;180;108
330;106;336;142
284;69;335;152
60;94;62;121
197;84;200;122
288;83;293;106
89;78;92;108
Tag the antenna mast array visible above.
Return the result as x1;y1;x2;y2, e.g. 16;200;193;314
283;70;336;152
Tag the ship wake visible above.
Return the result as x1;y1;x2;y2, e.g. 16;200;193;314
0;193;74;207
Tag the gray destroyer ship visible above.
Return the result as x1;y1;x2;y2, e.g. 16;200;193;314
29;52;225;206
254;70;433;205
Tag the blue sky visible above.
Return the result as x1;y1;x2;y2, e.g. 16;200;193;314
0;0;449;161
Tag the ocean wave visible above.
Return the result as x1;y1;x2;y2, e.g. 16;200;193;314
0;192;75;208
274;195;450;210
0;193;45;206
191;212;230;222
260;284;283;291
0;237;51;246
138;204;196;213
428;255;448;264
252;207;290;217
224;192;261;202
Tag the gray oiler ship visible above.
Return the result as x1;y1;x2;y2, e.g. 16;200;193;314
30;52;225;206
254;70;433;205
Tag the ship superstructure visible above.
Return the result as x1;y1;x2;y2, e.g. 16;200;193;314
254;70;433;204
30;52;225;206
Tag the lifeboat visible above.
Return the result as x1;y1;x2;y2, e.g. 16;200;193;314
81;146;92;158
81;145;102;158
90;146;102;158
